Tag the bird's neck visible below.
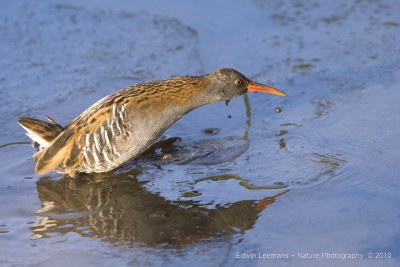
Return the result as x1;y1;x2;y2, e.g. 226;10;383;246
159;76;214;113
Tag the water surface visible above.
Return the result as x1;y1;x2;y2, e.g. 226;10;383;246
0;0;399;266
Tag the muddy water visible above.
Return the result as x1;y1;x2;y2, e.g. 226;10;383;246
1;1;400;266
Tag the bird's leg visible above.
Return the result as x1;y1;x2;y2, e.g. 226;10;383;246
143;137;182;157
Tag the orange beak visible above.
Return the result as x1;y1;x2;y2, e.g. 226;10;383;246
247;82;287;96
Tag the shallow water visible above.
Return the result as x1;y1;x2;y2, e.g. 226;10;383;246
1;0;400;266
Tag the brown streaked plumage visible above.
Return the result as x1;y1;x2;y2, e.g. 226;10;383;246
18;68;287;177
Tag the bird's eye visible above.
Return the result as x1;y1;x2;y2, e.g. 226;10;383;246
234;79;242;86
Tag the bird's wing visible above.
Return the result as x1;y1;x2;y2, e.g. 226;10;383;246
35;100;130;176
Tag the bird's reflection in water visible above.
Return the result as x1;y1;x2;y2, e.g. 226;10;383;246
32;171;289;247
30;90;290;247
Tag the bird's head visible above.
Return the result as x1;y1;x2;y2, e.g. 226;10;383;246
206;68;286;102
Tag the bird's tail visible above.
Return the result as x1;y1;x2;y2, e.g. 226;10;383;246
18;116;64;161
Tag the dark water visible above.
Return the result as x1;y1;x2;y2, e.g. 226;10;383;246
1;1;400;266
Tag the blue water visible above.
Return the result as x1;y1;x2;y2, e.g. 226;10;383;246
0;1;399;266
